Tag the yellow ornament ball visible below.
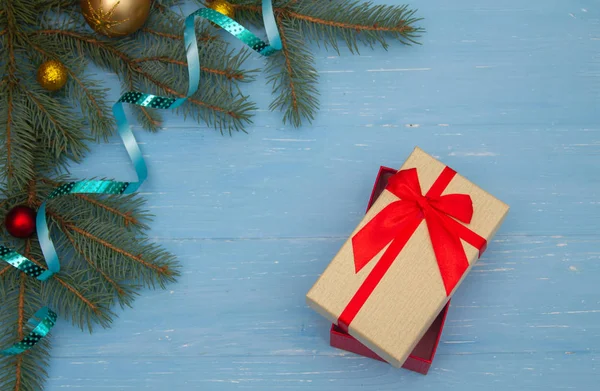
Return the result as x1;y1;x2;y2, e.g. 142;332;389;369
37;60;68;92
81;0;151;37
207;0;235;24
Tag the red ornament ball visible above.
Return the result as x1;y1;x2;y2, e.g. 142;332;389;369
5;205;37;238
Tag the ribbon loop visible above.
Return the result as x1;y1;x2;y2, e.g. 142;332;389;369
351;201;419;273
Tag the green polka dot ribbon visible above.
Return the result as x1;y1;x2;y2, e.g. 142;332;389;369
1;1;281;356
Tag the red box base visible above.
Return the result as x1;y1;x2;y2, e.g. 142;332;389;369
330;302;449;375
328;166;450;375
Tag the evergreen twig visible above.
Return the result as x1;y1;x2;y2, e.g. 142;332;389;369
229;0;422;125
0;174;177;389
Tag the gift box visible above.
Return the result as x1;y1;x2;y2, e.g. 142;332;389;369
307;147;509;368
329;166;450;375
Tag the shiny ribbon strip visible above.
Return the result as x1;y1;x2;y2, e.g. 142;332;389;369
0;0;281;356
337;167;488;333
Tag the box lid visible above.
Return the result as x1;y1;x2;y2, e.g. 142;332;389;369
307;147;509;367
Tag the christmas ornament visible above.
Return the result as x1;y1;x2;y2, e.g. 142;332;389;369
0;0;282;357
207;0;236;27
81;0;151;37
4;205;37;238
36;60;68;91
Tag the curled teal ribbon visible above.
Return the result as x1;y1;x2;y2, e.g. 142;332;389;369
0;0;281;356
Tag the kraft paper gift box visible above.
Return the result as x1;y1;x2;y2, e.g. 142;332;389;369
329;166;450;375
307;147;509;368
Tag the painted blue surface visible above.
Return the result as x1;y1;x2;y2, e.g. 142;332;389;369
46;0;600;389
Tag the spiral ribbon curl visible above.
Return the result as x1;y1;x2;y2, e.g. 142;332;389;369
0;1;282;356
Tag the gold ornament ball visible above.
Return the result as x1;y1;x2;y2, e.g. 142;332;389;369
81;0;151;37
207;0;235;26
37;60;68;92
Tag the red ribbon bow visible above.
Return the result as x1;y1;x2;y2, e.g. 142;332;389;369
338;167;487;333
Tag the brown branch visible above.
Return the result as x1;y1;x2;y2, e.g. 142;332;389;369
33;30;129;60
0;29;6;36
141;28;180;40
135;65;239;118
276;15;298;113
40;178;140;227
27;179;36;207
33;30;237;118
142;27;219;43
131;56;245;81
18;275;26;339
5;5;17;182
151;1;172;14
25;252;101;315
71;225;170;275
6;87;13;181
17;240;29;338
63;230;126;296
122;58;235;114
48;211;171;276
0;264;11;278
236;5;414;34
131;56;187;66
19;87;76;146
15;272;25;390
14;240;31;391
73;195;139;226
284;10;414;33
56;276;100;314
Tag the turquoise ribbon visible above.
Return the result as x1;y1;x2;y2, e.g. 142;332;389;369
0;0;281;356
0;308;58;356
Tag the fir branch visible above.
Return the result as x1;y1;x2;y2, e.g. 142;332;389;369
1;0;38;190
132;56;247;82
266;16;319;126
0;264;11;278
15;272;26;391
233;0;423;53
68;222;170;276
229;0;421;125
33;29;254;132
41;267;115;332
26;42;115;141
141;28;181;40
4;84;15;183
63;229;138;309
70;194;142;228
39;178;150;231
44;198;178;289
18;86;91;161
0;240;52;391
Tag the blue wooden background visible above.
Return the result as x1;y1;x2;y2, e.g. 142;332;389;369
46;0;599;389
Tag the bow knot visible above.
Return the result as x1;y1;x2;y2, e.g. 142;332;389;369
416;196;430;212
351;168;477;294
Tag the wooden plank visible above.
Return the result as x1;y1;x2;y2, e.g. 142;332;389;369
47;353;599;390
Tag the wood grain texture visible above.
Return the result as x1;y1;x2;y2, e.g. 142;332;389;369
46;0;599;389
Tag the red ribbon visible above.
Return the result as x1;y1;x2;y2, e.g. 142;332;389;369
337;167;487;333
